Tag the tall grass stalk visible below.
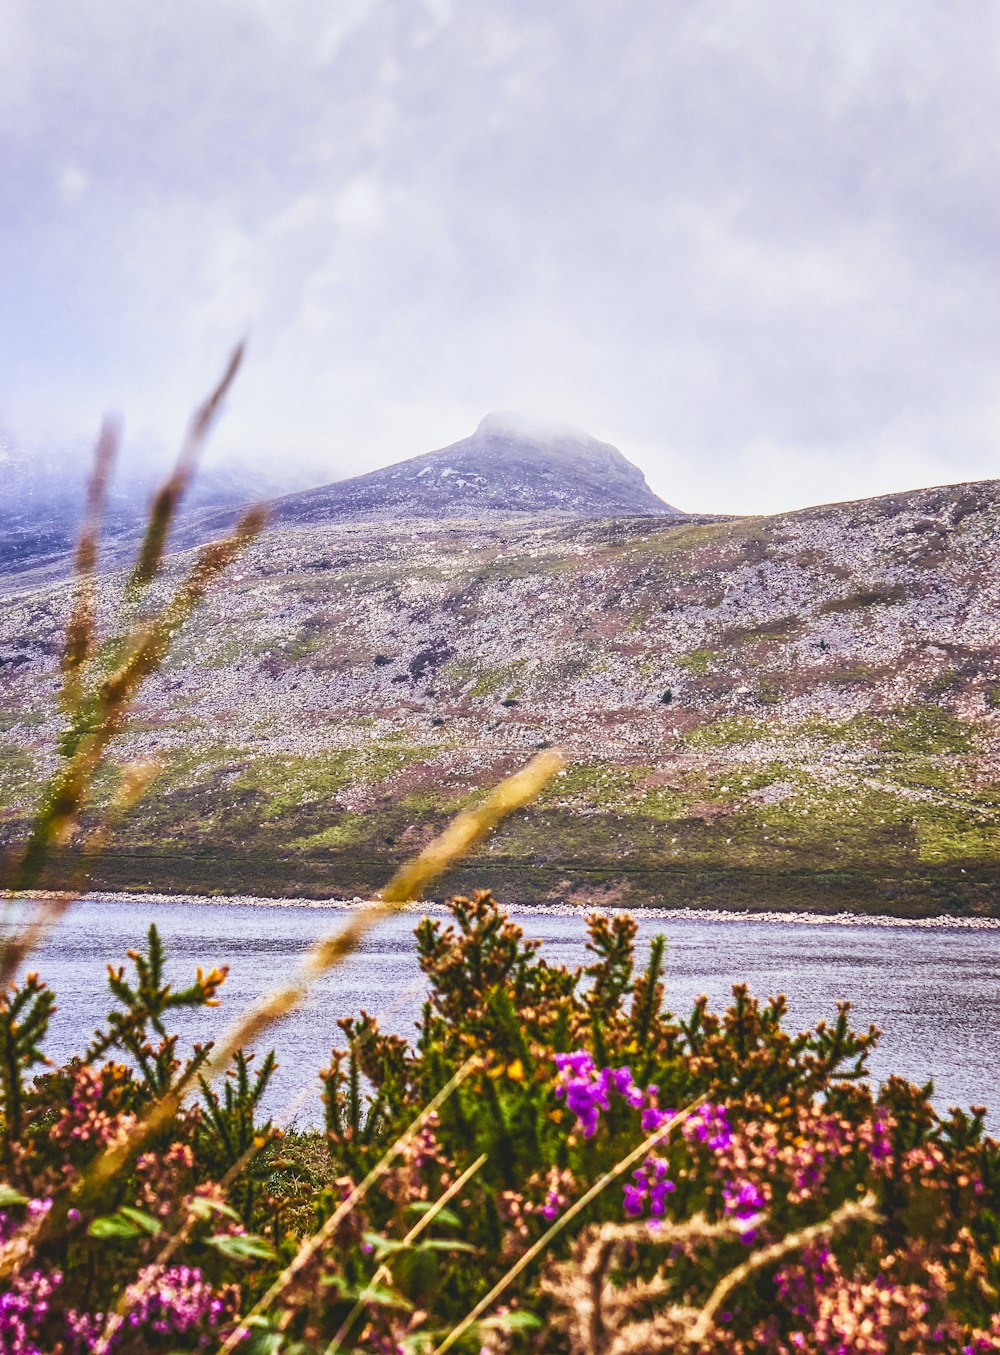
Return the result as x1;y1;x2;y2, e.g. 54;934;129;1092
0;344;260;965
60;416;118;715
73;749;564;1204
0;759;161;987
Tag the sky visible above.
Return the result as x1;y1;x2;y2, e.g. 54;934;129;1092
2;0;1000;515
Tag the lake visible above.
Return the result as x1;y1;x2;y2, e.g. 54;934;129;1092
4;896;998;1128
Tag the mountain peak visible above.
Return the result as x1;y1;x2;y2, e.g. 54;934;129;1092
473;410;593;443
264;417;681;526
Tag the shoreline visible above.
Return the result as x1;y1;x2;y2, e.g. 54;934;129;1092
10;888;1000;930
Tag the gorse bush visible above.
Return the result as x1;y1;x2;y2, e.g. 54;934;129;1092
0;894;997;1352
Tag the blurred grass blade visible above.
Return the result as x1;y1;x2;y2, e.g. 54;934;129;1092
3;506;266;903
71;749;563;1206
0;760;161;990
124;342;244;603
379;747;564;905
61;418;119;714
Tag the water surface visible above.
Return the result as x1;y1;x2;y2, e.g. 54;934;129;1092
6;897;997;1127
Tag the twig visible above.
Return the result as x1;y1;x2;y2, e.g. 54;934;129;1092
685;1191;879;1346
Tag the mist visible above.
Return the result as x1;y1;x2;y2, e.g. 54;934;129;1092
2;2;999;516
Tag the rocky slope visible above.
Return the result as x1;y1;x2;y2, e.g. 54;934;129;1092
0;472;998;915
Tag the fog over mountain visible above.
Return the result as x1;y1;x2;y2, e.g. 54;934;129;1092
0;412;683;575
0;433;300;575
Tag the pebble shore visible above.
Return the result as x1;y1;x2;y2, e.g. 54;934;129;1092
11;889;1000;929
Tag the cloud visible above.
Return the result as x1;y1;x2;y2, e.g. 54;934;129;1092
1;1;999;512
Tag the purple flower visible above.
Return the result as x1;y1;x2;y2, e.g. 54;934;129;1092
723;1178;766;1223
682;1103;733;1152
0;1269;62;1355
553;1051;658;1138
623;1153;675;1226
870;1115;893;1162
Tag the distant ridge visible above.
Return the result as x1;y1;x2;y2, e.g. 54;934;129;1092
262;413;681;526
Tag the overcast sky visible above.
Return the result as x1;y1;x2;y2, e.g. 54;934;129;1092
2;1;999;514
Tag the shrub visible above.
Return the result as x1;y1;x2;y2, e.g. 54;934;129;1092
0;894;996;1352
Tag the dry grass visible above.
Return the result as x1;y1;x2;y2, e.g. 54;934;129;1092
541;1193;879;1354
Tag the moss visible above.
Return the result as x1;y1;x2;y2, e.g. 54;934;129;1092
466;661;528;699
0;709;46;732
722;615;803;645
676;648;716;675
292;813;369;850
234;744;429;822
281;618;329;661
824;664;880;686
914;805;1000;864
685;716;769;748
865;706;977;756
0;745;39;811
631;520;735;555
628;517;773;562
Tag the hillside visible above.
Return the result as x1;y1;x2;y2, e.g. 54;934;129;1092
1;478;998;914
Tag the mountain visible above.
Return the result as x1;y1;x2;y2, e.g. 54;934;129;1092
0;438;290;577
1;475;998;916
261;413;680;527
0;416;678;580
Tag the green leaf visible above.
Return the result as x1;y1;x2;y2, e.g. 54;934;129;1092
240;1321;285;1355
206;1232;278;1262
319;1277;414;1310
404;1202;461;1228
362;1231;407;1260
478;1311;542;1334
0;1184;29;1207
361;1231;478;1262
118;1206;163;1235
89;1213;147;1240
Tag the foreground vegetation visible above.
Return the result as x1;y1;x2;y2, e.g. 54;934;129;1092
0;893;998;1352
